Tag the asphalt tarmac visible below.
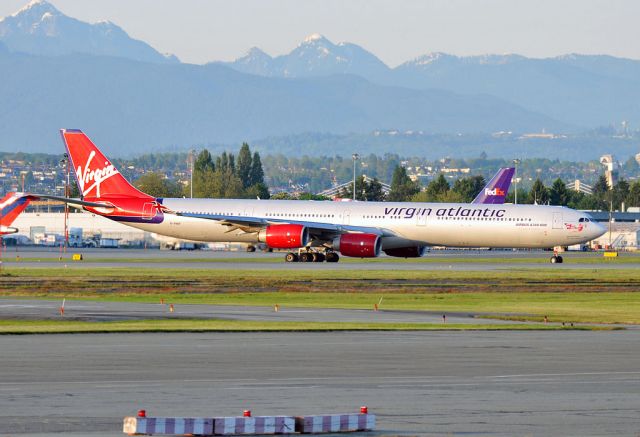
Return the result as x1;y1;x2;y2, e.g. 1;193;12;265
0;331;638;436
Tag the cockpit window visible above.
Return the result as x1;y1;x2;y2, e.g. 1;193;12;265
579;217;591;222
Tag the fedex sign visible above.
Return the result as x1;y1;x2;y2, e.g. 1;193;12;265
485;187;505;196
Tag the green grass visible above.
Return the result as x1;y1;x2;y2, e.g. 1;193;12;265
3;265;640;280
0;319;611;335
1;266;640;325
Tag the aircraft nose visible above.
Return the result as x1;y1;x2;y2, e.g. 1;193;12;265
592;222;607;239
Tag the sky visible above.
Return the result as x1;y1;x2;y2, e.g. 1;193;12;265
1;0;639;66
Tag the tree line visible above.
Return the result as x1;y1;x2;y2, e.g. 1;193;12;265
384;171;640;209
133;154;640;211
134;143;269;199
328;166;640;210
521;176;640;210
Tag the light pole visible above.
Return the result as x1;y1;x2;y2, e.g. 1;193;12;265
190;150;194;199
352;153;360;201
189;148;196;199
59;154;70;251
513;159;520;204
608;189;613;248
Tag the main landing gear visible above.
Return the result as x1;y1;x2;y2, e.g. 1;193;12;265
285;249;340;263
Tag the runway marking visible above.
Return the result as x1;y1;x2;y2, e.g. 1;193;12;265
2;372;639;389
377;379;640;388
493;371;640;378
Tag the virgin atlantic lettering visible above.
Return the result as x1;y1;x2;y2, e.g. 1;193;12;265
76;151;119;198
384;206;506;219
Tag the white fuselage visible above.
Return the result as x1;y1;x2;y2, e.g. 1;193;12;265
114;199;604;249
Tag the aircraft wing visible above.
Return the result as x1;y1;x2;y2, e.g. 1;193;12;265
175;212;398;239
7;193;116;210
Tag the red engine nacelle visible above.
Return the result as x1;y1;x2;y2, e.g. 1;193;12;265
333;233;381;258
384;246;427;258
258;224;309;249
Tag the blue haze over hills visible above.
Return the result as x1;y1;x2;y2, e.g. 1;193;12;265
0;0;638;159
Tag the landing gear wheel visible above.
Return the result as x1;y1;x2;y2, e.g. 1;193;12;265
325;252;340;263
246;245;256;252
556;255;563;263
550;255;563;264
300;252;313;263
285;253;298;262
312;252;325;262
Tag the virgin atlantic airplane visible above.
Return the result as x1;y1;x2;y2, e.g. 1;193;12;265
48;129;605;264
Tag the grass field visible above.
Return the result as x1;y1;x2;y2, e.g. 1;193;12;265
2;266;639;325
0;319;613;335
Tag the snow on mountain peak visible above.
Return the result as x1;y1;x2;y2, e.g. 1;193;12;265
412;52;450;65
11;0;58;18
0;0;178;63
304;33;325;42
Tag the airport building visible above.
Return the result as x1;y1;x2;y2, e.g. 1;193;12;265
7;211;151;247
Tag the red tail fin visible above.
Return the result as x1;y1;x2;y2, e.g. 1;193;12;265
60;129;151;200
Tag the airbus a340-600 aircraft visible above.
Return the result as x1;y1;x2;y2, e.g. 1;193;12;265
50;129;604;263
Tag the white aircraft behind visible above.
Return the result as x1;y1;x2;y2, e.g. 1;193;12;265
38;129;605;263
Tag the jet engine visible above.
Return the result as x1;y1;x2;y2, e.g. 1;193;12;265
333;233;381;258
258;224;309;249
384;246;427;258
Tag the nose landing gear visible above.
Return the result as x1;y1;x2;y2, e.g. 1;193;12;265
550;248;564;263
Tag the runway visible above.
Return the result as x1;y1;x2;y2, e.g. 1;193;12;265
3;247;639;270
0;331;638;436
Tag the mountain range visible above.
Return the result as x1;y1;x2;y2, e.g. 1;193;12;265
0;0;177;63
223;36;640;128
0;0;638;158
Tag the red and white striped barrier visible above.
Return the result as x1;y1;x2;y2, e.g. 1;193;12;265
123;416;214;435
295;413;375;433
213;416;295;435
123;408;374;435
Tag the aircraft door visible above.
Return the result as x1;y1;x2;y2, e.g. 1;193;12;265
552;212;563;229
417;212;427;226
342;210;351;225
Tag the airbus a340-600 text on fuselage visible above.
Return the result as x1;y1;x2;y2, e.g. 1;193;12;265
22;130;608;263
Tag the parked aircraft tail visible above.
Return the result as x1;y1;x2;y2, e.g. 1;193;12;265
473;167;515;204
